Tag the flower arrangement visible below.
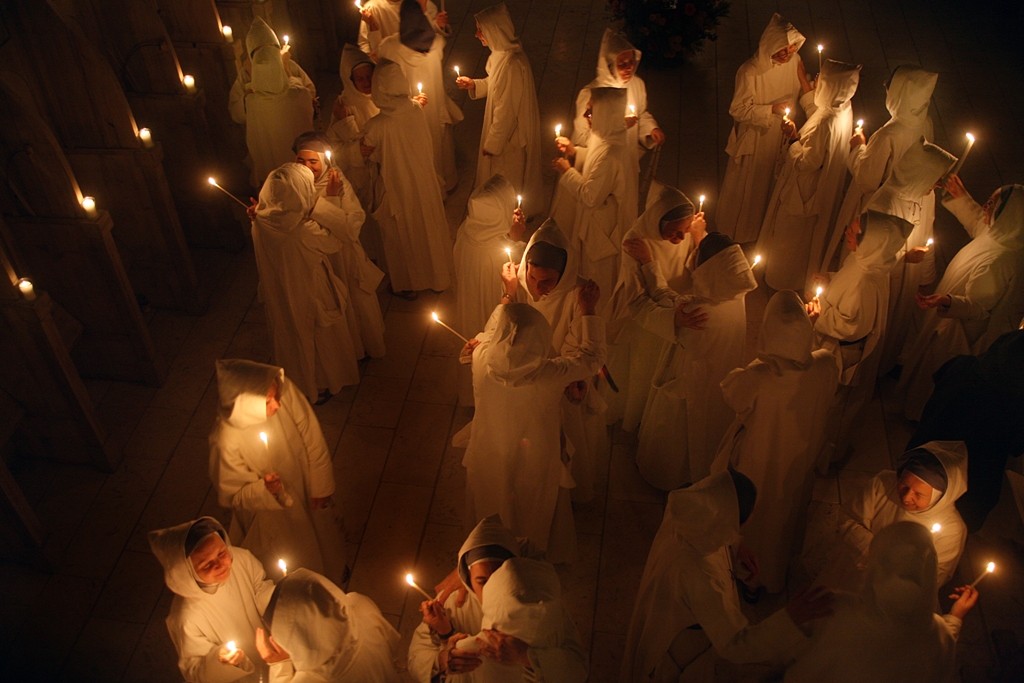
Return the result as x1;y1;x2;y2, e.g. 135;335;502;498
607;0;731;62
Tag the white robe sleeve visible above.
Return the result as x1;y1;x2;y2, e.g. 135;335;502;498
326;114;362;146
847;130;893;195
571;87;592;148
942;256;1014;323
635;79;658;144
790;118;830;173
311;188;366;243
523;611;589;683
815;289;876;342
728;64;773;129
212;438;286;512
536;316;607;384
229;75;248;124
169;612;257;683
558;151;617;210
942;192;988;239
470;76;490;100
288;390;336;499
838;475;887;563
358;21;382;58
479;70;522;157
407;622;442;683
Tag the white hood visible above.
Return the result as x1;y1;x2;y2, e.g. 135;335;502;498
593;29;640;88
897;440;968;516
475;3;521;52
339;43;379;122
986;185;1024;250
461;174;517;246
476;303;555;387
588;86;628;146
690;243;758;303
254;163;318;234
148;517;231;599
885;66;937;123
862;522;938;628
753;13;805;75
867;138;955;224
370;59;417;115
664;471;741;556
480;558;563;648
456;514;521;590
517;218;579;305
215;359;283;429
757;290;814;369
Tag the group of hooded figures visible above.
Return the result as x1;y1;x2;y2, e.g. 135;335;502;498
148;4;1024;682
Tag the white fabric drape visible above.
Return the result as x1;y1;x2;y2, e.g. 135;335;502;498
717;13;806;244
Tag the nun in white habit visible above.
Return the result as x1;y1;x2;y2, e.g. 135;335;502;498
899;179;1024;420
717;13;809;244
636;231;757;490
569;29;665;168
461;301;605;564
810;139;955;465
293;132;386;360
454;174;524;405
149;517;275;683
605;183;701;432
326;46;379;205
787;522;976;683
501;220;609;503
710;291;839;594
361;60;453;294
258;569;402;682
376;0;462;192
555;87;639;315
458;3;544;217
239;18;315;186
758;60;861;292
620;471;822;683
358;0;449;59
252;163;362;403
210;359;348;588
831;441;968;590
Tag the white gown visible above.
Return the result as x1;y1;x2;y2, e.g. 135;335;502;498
620;472;807;683
636;242;757;489
571;29;660;171
265;569;402;683
362;61;453;292
605;183;696;432
453;174;518;405
210;360;348;588
149;517;276;683
462;304;606;563
357;0;447;58
560;88;638;316
710;291;839;593
758;61;860;292
468;3;543;217
252;164;362;402
788;522;962;683
899;187;1024;419
717;13;806;244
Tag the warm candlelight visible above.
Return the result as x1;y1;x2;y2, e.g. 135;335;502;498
222;25;233;42
225;641;237;654
950;133;975;176
282;35;289;46
16;278;36;302
555;123;562;139
355;0;362;8
783;107;791;122
183;74;196;93
259;431;268;447
926;237;934;247
856;118;864;134
969;561;995;587
931;523;941;533
405;573;433;600
516;194;522;209
815;285;823;299
417;82;423;95
454;65;460;77
325;149;332;163
278;558;287;576
817;44;824;73
207;177;250;208
628;104;636;116
431;312;470;343
505;247;513;264
752;254;762;267
82;196;98;217
698;194;706;213
138;127;153;148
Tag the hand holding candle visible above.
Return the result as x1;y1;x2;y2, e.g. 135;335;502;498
431;312;470;343
208;177;250;209
405;573;433;600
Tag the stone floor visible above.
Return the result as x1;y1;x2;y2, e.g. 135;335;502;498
2;0;1024;681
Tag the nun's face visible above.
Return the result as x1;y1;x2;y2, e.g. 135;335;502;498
475;21;487;47
526;263;561;298
615;50;636;82
981;188;1002;226
469;560;502;603
266;382;281;418
772;44;799;64
191;534;233;584
896;471;934;511
660;216;693;244
352;64;374;95
294;150;324;180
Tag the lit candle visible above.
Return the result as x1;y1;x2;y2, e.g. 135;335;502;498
222;25;233;42
628;104;636;116
16;278;36;302
815;285;824;300
260;431;268;448
325;149;332;163
505;247;513;264
752;254;762;268
698;194;706;213
183;74;196;93
431;312;470;343
138;127;153;148
554;123;562;140
926;237;934;247
969;561;995;588
931;523;941;533
417;82;423;95
355;0;362;8
817;44;824;73
82;196;98;218
949;133;975;176
405;573;433;600
282;35;289;47
454;65;460;78
516;194;522;210
856;119;864;134
783;107;791;122
207;177;250;208
225;640;237;654
278;559;288;576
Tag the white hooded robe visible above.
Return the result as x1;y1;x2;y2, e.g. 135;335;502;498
758;60;860;292
899;185;1024;419
357;0;447;58
149;517;276;683
620;473;807;683
710;291;839;593
209;360;348;588
717;14;806;244
462;304;606;563
468;3;544;217
362;60;453;292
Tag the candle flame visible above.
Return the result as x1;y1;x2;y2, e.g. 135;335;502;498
555;123;562;136
629;104;636;114
784;107;790;117
283;35;289;45
208;177;217;186
355;0;362;7
417;82;423;93
17;279;33;294
815;286;823;297
986;561;995;573
516;194;522;207
753;254;761;266
699;195;706;203
454;65;460;75
82;196;96;211
139;127;151;139
183;74;195;88
259;431;268;445
325;149;332;161
856;119;864;128
431;312;439;322
226;641;237;653
931;523;941;533
817;44;823;52
926;237;934;247
405;573;416;586
278;559;287;574
222;26;232;39
505;247;511;256
966;133;975;143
